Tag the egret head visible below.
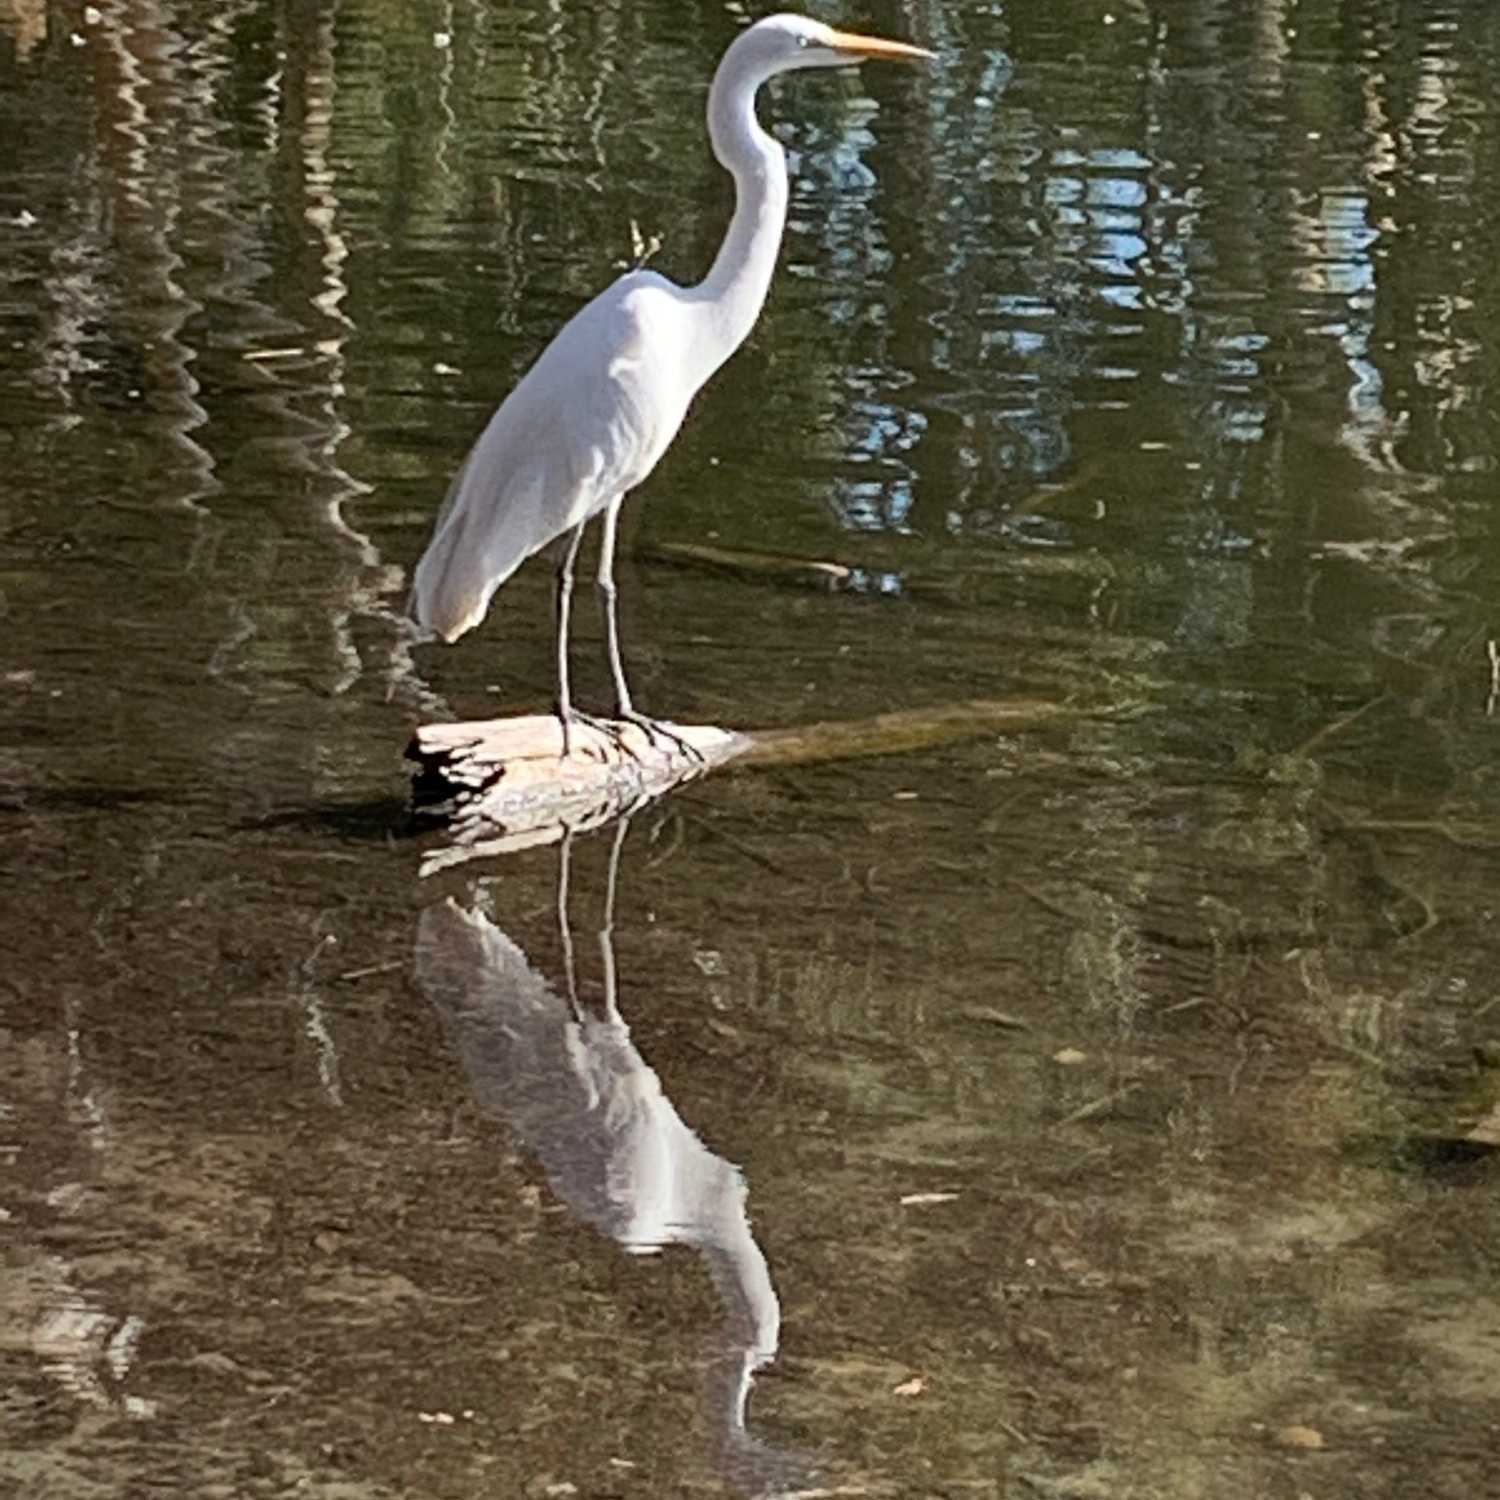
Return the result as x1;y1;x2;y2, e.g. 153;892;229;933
733;12;934;79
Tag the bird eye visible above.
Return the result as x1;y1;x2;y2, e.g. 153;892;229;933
796;34;810;48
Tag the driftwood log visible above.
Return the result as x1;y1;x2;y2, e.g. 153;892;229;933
408;697;1088;872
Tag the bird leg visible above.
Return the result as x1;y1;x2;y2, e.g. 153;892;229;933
595;498;704;766
552;519;634;760
554;520;592;759
596;498;638;721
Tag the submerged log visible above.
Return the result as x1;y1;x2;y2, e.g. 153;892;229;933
408;697;1099;872
645;539;855;591
734;696;1075;767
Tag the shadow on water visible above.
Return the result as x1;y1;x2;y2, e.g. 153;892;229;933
0;783;182;814
234;798;426;842
414;818;820;1498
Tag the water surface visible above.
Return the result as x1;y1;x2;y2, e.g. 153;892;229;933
3;2;1499;1496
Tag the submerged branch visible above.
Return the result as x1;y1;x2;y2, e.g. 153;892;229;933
408;697;1112;871
735;697;1078;768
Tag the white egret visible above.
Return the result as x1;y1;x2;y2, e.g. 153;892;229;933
409;13;933;752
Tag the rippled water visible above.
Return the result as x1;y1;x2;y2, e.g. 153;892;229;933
3;2;1499;1496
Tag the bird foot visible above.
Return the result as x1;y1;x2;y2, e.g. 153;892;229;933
557;708;630;761
556;707;704;767
615;710;706;766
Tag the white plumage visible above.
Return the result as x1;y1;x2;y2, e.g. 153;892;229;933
408;15;933;744
412;273;696;644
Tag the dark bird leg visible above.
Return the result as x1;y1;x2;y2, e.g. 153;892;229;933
597;496;637;720
597;497;703;764
554;521;587;757
555;517;625;760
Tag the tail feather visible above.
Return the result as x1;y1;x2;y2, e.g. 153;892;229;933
410;417;582;644
409;515;496;643
409;457;518;643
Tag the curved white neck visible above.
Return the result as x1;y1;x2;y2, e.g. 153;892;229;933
688;49;789;377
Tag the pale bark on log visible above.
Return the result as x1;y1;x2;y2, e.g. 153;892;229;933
409;715;746;872
409;697;1094;873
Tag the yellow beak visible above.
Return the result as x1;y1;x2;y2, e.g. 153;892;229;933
826;30;936;63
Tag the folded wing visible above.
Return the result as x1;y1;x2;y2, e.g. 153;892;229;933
409;271;692;643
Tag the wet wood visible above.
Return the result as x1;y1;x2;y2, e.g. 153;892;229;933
1466;1099;1500;1149
734;696;1076;768
409;696;1104;872
645;540;855;590
409;715;745;870
644;538;1115;605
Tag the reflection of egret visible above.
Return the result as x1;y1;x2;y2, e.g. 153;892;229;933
415;820;813;1494
409;15;933;751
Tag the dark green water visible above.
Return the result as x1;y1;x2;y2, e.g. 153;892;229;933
3;2;1498;1496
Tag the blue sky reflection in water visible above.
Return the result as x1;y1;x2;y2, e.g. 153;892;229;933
1;2;1499;1497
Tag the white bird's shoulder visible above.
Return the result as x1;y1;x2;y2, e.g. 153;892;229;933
409;267;701;644
553;269;691;373
515;269;698;460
